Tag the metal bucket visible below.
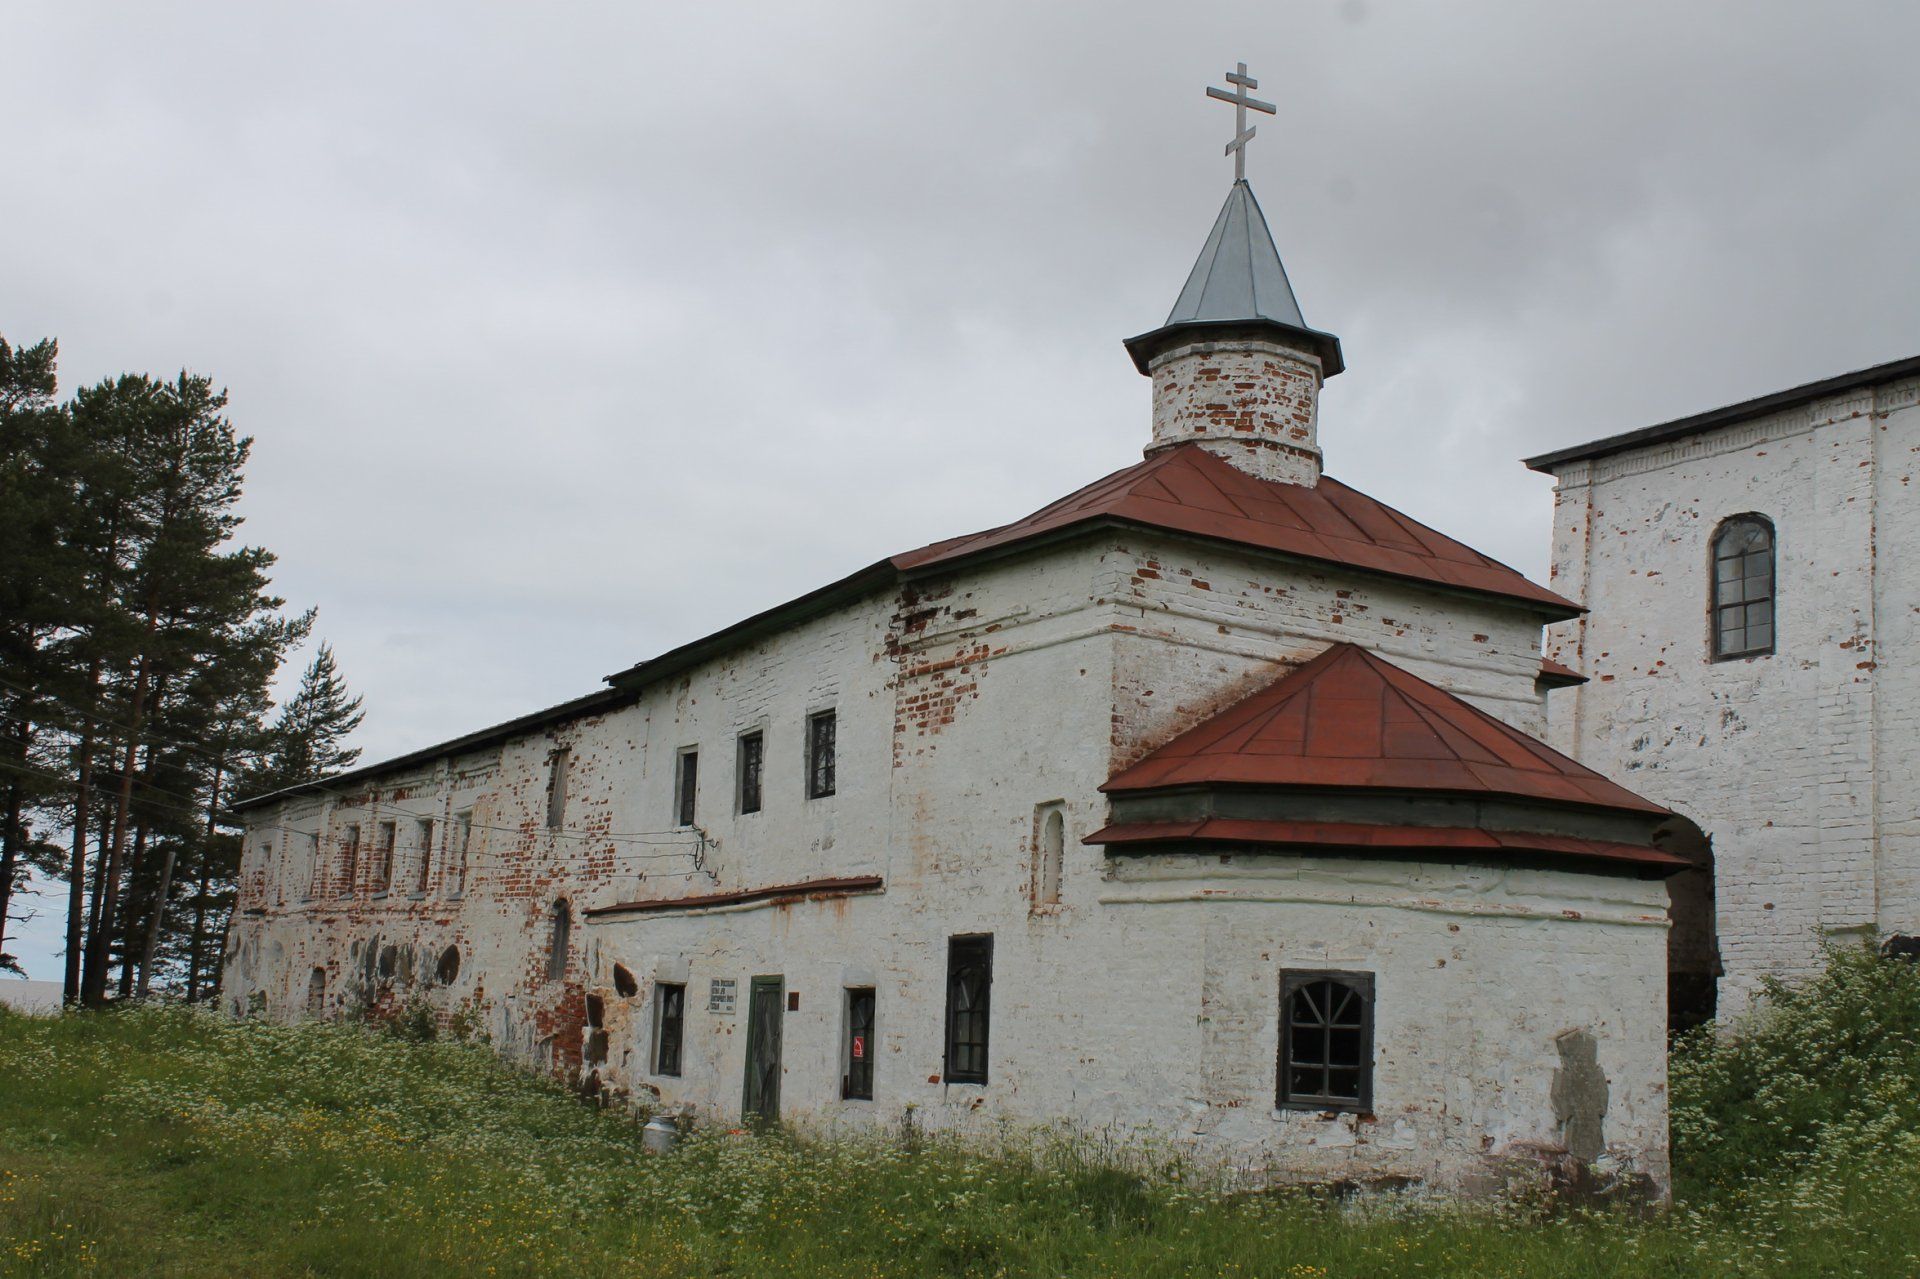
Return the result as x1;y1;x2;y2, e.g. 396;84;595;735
642;1115;679;1155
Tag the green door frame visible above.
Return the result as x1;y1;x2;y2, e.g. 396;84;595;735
742;975;784;1125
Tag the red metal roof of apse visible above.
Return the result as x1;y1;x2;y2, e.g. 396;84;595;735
892;443;1578;616
1085;819;1687;872
1103;643;1669;816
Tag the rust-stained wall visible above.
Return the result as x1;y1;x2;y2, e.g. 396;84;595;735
228;524;1669;1191
1539;368;1920;1016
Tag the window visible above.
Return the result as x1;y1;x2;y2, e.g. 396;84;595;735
738;732;764;814
1034;806;1065;907
340;824;360;895
546;748;571;830
452;810;473;895
654;982;686;1076
546;900;571;982
807;710;837;799
373;821;396;892
414;819;434;893
675;749;699;827
1712;516;1775;659
944;934;993;1085
844;987;876;1100
1278;971;1374;1112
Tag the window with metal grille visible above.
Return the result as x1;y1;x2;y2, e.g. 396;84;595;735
1278;971;1374;1112
373;821;396;891
414;819;434;893
738;732;764;814
654;982;685;1076
843;987;876;1099
340;824;360;894
944;935;992;1084
545;748;571;830
1712;516;1775;659
807;710;837;799
546;900;571;982
676;749;699;827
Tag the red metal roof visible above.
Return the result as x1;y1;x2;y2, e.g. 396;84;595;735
1085;818;1685;872
1538;657;1588;688
893;443;1578;615
1103;643;1668;816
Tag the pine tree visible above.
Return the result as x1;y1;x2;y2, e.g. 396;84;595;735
249;644;365;798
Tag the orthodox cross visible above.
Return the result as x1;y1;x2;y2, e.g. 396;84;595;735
1206;62;1276;182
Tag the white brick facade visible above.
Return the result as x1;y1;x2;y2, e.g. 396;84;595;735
1535;360;1920;1016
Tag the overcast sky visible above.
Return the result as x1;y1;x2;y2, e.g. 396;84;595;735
4;2;1917;981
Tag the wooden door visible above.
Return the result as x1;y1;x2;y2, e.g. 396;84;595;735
741;976;784;1125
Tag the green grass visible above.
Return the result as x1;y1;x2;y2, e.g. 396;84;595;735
4;948;1920;1277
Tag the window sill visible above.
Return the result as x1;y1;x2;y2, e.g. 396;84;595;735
406;891;427;901
371;890;391;900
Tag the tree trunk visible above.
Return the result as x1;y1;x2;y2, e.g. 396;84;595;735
63;658;103;1005
139;760;218;999
116;817;151;999
0;739;25;965
185;851;213;1004
85;630;153;1006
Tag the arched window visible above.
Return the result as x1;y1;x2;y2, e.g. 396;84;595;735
1712;516;1775;658
546;900;572;982
1035;807;1065;907
1278;971;1374;1112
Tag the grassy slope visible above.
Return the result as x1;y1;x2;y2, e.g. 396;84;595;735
0;996;1915;1278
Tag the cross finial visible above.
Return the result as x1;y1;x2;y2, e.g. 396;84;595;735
1205;62;1277;183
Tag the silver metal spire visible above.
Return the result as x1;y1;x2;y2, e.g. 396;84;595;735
1205;62;1276;182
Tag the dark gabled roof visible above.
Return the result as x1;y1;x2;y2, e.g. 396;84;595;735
895;443;1578;616
1103;642;1668;817
229;684;634;813
1524;352;1920;472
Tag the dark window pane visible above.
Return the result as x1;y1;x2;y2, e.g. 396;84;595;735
845;988;875;1099
808;712;837;799
656;983;685;1076
739;734;764;814
1279;973;1373;1110
677;752;698;827
944;935;992;1084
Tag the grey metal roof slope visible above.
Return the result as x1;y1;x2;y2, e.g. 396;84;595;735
1166;180;1307;329
1524;352;1920;472
1124;181;1344;377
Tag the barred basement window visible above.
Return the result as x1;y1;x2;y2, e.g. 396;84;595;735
654;982;686;1076
807;710;837;799
944;934;993;1085
545;747;571;830
843;987;876;1100
1711;515;1775;659
738;732;764;814
546;899;571;982
1278;971;1374;1112
676;749;699;827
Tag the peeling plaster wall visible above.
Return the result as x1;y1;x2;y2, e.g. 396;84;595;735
1541;373;1920;1014
230;528;1669;1190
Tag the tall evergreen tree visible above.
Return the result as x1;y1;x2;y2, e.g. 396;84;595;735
247;643;364;798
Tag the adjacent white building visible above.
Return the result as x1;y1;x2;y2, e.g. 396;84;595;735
1528;354;1920;1023
229;169;1683;1191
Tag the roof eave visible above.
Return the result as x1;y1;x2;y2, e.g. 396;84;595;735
1524;351;1920;473
1123;318;1346;378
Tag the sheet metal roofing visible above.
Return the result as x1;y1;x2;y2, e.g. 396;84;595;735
1123;181;1345;376
1165;180;1307;330
893;443;1579;615
1102;642;1669;816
